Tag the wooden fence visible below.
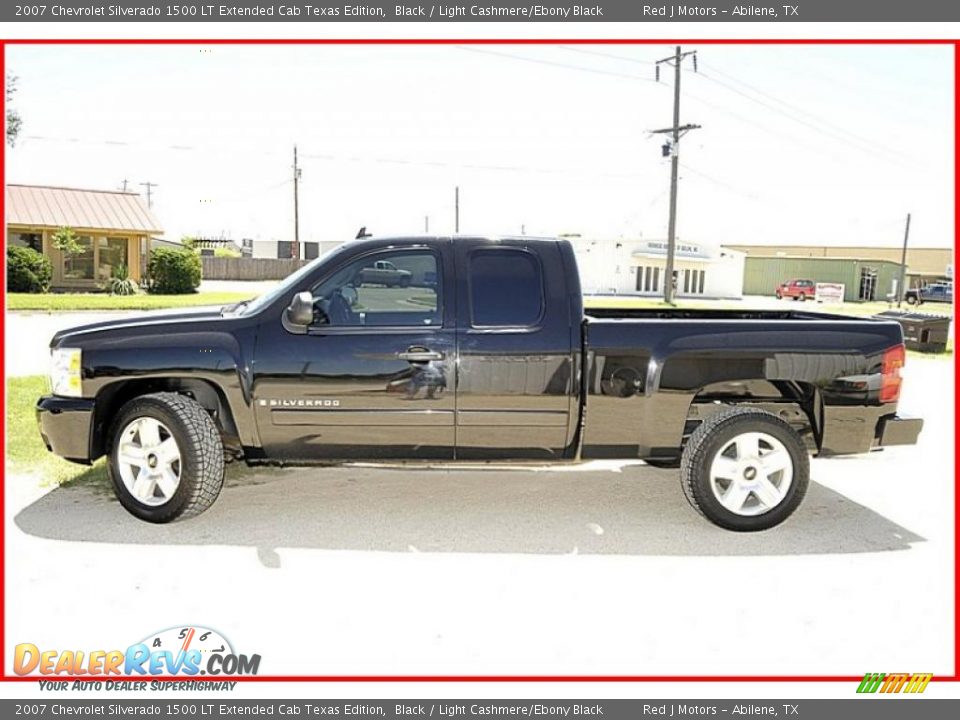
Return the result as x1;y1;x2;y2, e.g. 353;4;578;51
201;257;310;281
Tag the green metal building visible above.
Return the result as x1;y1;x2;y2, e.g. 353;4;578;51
743;256;905;302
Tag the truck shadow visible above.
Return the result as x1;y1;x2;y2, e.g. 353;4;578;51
14;463;923;557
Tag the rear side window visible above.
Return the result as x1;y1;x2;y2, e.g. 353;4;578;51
469;249;544;327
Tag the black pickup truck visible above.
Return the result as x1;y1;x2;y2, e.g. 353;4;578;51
37;235;922;531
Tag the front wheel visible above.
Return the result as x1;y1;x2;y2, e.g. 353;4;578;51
680;407;809;531
108;392;224;523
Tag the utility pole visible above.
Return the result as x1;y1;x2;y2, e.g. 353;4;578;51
455;186;460;233
425;215;430;233
652;46;700;304
292;145;302;260
139;181;158;208
897;212;912;308
120;178;130;192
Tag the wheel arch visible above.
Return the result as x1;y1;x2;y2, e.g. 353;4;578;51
92;377;241;460
683;379;823;455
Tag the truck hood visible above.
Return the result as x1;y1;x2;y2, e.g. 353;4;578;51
49;306;228;348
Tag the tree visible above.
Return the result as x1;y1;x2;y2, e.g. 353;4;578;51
6;74;22;147
51;226;83;255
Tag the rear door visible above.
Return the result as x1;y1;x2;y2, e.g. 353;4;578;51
453;239;578;459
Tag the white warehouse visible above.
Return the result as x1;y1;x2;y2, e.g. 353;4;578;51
568;237;745;300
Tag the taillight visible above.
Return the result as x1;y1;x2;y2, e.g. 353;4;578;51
880;343;905;403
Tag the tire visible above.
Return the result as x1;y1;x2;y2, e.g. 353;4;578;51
107;392;224;523
775;292;782;300
680;407;809;531
645;457;681;469
906;295;918;305
798;293;807;302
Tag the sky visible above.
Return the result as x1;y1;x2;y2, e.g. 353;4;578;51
4;43;955;249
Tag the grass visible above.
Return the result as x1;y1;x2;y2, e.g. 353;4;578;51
7;291;257;312
7;375;108;487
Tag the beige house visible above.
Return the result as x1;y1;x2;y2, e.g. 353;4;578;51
6;184;163;290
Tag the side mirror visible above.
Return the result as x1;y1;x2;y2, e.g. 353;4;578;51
286;291;314;327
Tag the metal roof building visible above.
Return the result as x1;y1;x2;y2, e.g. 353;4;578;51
6;184;163;289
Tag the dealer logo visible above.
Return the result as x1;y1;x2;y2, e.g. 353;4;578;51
14;625;261;677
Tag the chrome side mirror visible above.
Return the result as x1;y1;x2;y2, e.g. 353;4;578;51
286;291;314;327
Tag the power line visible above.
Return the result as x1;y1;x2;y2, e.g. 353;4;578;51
698;61;908;161
19;133;649;180
558;46;656;66
457;46;661;84
694;67;912;165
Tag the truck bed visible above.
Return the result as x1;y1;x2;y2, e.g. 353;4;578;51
584;307;869;322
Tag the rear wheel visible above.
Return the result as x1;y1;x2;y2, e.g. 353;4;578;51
906;294;918;305
798;292;807;301
680;407;809;531
108;392;224;523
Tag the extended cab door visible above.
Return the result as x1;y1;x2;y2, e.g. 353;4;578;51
453;239;580;459
251;241;456;460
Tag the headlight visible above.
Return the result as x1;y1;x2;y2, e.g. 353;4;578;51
50;348;83;398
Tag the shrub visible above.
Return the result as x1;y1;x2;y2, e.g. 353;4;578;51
7;245;52;293
145;247;201;294
214;247;241;258
107;263;139;296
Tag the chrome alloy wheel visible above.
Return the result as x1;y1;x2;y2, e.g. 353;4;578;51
116;417;182;507
708;431;793;517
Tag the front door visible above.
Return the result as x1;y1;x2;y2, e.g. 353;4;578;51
252;244;456;460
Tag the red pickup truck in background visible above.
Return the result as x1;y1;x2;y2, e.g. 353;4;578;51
776;279;816;301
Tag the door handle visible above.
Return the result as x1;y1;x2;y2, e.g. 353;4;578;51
398;347;444;362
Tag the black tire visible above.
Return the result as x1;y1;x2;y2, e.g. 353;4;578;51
680;407;809;531
775;292;782;300
906;295;918;305
107;392;224;523
645;457;681;469
798;293;807;302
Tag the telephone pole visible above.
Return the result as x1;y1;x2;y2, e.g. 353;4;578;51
897;212;912;308
139;181;158;208
455;186;460;233
652;46;700;304
292;145;302;260
120;178;130;192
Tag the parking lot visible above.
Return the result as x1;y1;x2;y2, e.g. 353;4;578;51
4;306;953;676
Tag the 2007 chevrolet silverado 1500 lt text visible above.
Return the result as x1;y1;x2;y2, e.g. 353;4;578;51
37;236;923;530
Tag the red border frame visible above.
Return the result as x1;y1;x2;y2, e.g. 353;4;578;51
0;36;956;684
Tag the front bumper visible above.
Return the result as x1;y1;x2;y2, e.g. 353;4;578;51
876;414;924;448
36;395;96;464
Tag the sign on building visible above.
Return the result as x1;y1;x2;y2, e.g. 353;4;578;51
815;282;845;304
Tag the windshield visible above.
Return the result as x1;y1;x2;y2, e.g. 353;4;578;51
234;243;351;316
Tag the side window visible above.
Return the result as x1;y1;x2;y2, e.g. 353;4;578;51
469;248;544;328
311;250;441;327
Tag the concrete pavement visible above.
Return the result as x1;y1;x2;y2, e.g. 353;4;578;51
4;357;953;677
